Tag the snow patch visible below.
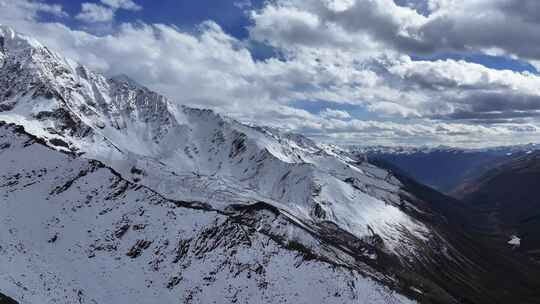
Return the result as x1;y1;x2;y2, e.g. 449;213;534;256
508;235;521;247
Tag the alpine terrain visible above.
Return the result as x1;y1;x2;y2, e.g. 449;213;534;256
1;26;540;304
454;150;540;263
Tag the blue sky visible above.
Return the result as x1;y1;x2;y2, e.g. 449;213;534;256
48;0;262;38
43;0;278;60
4;0;540;147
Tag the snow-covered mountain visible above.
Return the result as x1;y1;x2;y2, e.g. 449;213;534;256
2;25;540;304
0;121;413;304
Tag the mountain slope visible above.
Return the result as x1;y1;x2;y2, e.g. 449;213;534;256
0;122;412;304
2;25;540;304
455;151;540;262
0;292;17;304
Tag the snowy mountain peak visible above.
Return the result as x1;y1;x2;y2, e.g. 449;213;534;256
0;24;44;53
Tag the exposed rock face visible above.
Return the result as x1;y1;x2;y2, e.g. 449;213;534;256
0;292;18;304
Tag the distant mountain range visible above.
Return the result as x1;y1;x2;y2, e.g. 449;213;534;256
350;144;540;193
349;142;540;269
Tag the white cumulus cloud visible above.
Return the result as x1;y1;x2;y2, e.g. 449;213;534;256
76;3;115;23
100;0;142;11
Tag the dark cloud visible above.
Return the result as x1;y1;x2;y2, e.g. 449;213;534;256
320;0;436;54
498;0;540;23
458;93;540;112
392;3;540;61
253;0;540;61
432;93;540;123
416;13;540;61
439;111;540;122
